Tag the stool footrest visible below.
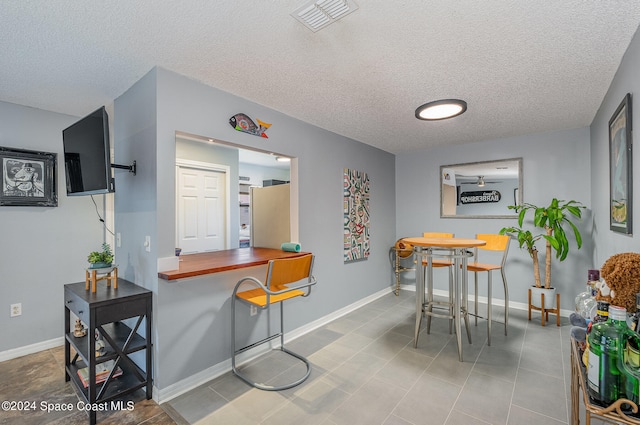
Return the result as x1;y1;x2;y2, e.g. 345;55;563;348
234;333;282;356
232;347;311;391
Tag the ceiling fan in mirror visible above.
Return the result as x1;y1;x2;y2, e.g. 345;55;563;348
459;176;502;187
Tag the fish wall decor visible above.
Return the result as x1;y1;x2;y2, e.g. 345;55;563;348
229;113;271;138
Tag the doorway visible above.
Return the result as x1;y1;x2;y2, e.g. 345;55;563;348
176;160;229;254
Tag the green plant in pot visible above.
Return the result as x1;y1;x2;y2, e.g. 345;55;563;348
88;242;114;269
500;198;585;309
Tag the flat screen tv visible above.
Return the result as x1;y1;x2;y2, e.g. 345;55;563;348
62;106;115;195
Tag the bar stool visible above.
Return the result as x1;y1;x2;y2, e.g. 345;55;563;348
467;234;510;345
422;232;454;333
231;254;316;391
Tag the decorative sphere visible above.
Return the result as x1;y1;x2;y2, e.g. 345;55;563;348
395;239;413;258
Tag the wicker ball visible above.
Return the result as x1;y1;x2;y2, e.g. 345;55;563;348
394;239;414;258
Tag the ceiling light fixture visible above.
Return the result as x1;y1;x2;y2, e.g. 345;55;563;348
276;156;291;162
415;99;467;121
477;176;485;187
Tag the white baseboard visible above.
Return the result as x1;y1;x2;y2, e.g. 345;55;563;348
0;337;64;362
399;284;574;317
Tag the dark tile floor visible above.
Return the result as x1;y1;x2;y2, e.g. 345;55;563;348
0;345;175;425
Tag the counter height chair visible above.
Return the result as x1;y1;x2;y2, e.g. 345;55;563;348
231;254;316;391
422;232;455;333
467;234;510;345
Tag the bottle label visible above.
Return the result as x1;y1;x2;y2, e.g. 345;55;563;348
588;348;600;393
627;341;640;368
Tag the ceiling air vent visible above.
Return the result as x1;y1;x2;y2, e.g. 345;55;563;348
292;0;359;32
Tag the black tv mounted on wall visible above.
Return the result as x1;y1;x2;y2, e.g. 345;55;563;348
62;106;135;196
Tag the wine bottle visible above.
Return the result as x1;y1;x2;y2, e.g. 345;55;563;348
588;305;627;405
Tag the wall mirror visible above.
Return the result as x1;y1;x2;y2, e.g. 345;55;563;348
440;158;522;218
175;131;292;254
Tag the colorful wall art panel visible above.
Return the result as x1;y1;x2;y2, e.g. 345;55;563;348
344;168;370;262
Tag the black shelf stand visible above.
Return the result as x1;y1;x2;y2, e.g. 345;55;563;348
64;279;152;425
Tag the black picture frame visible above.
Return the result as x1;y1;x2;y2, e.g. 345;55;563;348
609;93;633;234
0;146;57;207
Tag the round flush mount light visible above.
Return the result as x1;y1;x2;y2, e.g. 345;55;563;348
415;99;467;120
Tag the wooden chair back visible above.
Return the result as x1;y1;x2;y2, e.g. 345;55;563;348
267;254;314;291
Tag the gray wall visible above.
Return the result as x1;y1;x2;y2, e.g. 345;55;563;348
590;25;640;265
0;101;106;352
115;68;397;391
395;127;593;311
113;69;158;294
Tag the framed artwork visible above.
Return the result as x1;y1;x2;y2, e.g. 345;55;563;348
0;146;57;207
609;93;633;234
343;168;370;262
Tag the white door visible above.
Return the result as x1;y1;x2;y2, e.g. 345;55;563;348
177;165;226;254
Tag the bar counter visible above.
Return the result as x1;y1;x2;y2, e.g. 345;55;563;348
158;247;310;281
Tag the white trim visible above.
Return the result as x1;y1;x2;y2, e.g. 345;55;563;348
399;284;574;317
157;256;179;272
0;337;64;362
175;159;231;250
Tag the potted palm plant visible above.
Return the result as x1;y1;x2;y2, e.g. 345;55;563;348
500;198;585;310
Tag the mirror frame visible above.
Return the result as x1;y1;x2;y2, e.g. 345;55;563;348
440;157;523;219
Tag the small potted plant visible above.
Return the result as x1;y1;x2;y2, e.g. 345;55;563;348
500;198;585;312
87;242;114;269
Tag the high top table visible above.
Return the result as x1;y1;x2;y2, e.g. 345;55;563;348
402;237;486;362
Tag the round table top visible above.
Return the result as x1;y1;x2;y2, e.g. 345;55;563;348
402;237;486;248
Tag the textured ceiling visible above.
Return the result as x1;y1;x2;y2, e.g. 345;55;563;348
2;1;640;154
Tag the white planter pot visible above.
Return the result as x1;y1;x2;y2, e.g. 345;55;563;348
530;286;557;309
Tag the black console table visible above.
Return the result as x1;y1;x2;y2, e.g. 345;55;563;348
64;278;152;425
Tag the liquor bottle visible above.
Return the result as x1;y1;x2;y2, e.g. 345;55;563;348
631;293;640;332
576;269;600;319
620;337;640;406
593;301;610;324
587;305;628;405
620;294;640;407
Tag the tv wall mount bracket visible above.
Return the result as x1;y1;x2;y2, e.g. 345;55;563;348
111;160;137;176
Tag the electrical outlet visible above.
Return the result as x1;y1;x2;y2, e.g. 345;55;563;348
116;232;121;248
10;303;22;317
250;305;257;316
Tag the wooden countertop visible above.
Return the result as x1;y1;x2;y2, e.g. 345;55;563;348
158;247;310;281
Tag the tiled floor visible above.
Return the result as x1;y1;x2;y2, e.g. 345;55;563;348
0;345;175;424
1;290;607;425
162;290;586;425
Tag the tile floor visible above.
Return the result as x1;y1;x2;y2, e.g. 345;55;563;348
0;290;609;425
0;344;174;425
161;290;594;425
